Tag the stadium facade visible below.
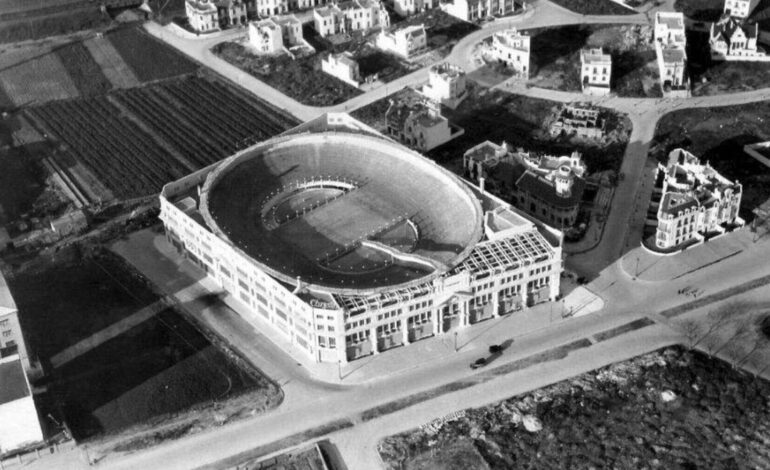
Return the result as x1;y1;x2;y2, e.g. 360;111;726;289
160;114;563;364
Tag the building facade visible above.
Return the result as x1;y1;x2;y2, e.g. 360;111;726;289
709;15;767;60
159;114;563;365
441;0;518;22
0;273;31;372
654;12;688;94
723;0;759;18
464;142;587;228
654;148;743;249
386;97;464;151
580;48;612;96
376;24;427;58
0;357;43;454
185;0;250;32
394;0;433;16
489;28;530;78
313;0;389;37
321;52;361;87
419;63;467;109
273;14;304;46
249;19;283;53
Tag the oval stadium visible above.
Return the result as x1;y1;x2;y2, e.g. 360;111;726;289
160;114;563;364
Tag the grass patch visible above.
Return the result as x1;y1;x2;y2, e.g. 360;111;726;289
107;26;199;82
528;24;660;98
593;317;655;342
687;31;770;96
548;0;636;15
212;42;362;106
380;347;770;470
649;101;770;220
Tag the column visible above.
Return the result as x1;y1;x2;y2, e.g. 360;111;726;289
433;308;441;335
520;282;528;309
549;273;559;301
401;317;410;345
492;290;501;317
370;327;379;354
460;300;469;327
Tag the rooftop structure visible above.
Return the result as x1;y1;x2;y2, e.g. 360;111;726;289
419;63;468;109
654;149;743;249
580;48;612;96
160;114;562;364
724;0;760;18
654;11;686;46
654;12;688;95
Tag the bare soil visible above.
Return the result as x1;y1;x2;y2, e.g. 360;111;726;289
379;347;770;469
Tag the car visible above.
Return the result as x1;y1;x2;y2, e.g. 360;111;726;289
470;358;487;369
489;344;504;354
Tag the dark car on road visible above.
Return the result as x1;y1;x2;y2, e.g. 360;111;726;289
470;358;487;369
489;344;504;354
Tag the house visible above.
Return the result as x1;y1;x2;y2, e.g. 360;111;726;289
394;0;433;16
215;0;249;28
185;0;219;32
654;12;688;94
654;149;743;250
249;18;284;53
254;0;289;17
580;48;611;96
489;28;530;78
386;96;463;151
376;24;427;58
314;0;389;37
464;142;587;227
419;63;467;109
0;357;43;453
441;0;518;22
548;104;605;140
273;14;304;46
321;52;361;87
654;11;686;47
724;0;760;18
709;15;767;60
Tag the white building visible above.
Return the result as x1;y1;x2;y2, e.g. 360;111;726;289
654;11;688;95
376;24;427;58
489;28;530;78
394;0;433;16
419;63;467;109
0;357;43;454
321;52;361;87
249;19;284;53
386;97;464;151
185;0;220;32
580;48;611;96
159;113;563;365
441;0;518;22
273;14;304;46
723;0;759;18
313;0;389;37
654;149;743;250
710;15;767;60
254;0;288;17
1;272;31;372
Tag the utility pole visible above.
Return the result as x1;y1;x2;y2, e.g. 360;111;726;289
454;331;458;352
337;359;342;380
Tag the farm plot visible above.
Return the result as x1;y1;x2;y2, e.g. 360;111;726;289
107;26;199;82
55;40;113;96
83;36;140;89
26;76;297;200
26;96;184;199
0;51;79;106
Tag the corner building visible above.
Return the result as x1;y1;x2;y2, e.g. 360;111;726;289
160;114;563;364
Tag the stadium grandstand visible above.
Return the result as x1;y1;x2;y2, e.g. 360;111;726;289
160;114;563;364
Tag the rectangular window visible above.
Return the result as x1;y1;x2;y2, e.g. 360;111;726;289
318;336;327;347
2;330;11;337
328;337;336;349
0;320;7;328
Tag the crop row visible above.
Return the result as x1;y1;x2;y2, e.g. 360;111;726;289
27;96;180;198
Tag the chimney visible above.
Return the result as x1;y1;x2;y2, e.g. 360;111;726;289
479;177;485;194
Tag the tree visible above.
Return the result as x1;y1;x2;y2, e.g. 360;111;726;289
678;319;703;350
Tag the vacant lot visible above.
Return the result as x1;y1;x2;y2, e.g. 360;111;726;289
687;31;770;96
398;9;479;50
213;42;362;106
107;26;199;82
528;24;661;97
650;101;770;220
549;0;636;15
380;347;770;469
6;249;281;441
